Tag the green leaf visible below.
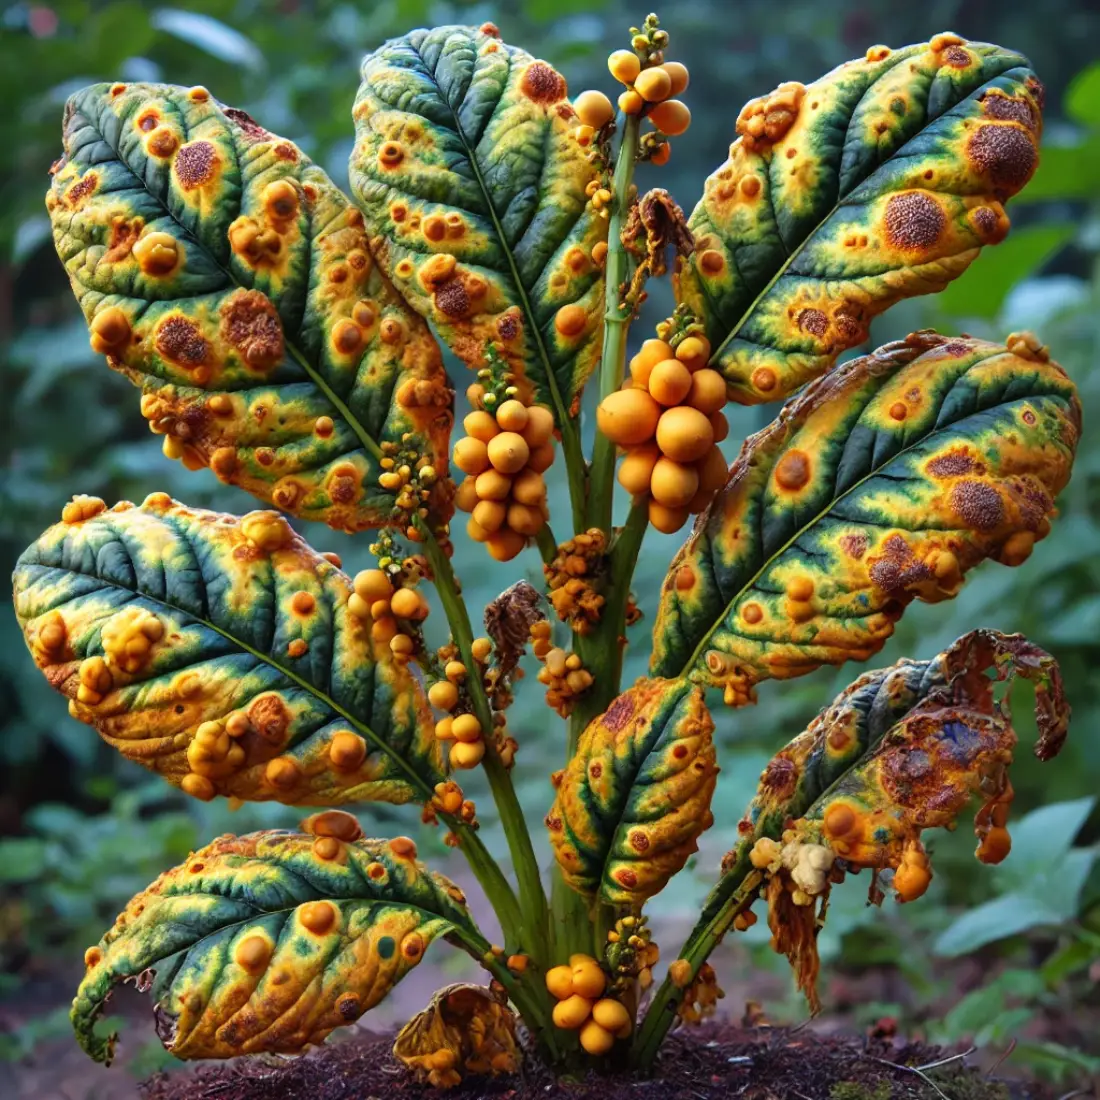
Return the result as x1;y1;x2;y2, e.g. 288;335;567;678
936;224;1075;319
548;678;717;908
1066;61;1100;127
677;37;1044;404
350;24;606;435
47;82;452;533
651;333;1080;702
150;10;264;71
1010;138;1100;202
999;797;1096;874
13;495;443;806
934;893;1065;957
72;826;474;1063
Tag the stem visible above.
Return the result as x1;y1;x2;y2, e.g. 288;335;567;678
536;523;557;566
586;111;641;534
421;529;551;965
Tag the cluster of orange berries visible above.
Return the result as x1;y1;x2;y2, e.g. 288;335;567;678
427;647;487;771
543;529;607;634
376;435;439;542
454;375;556;562
424;780;477;831
545;954;633;1054
669;960;724;1025
530;621;593;717
597;333;729;533
347;567;429;663
606;914;661;990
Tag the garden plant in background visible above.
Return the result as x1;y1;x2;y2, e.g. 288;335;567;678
11;10;1084;1088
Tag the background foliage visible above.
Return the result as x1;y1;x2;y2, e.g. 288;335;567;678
2;0;1099;1090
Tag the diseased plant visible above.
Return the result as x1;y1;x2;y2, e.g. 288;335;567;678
12;12;1083;1085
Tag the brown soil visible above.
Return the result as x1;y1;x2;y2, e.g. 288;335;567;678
139;1025;1059;1100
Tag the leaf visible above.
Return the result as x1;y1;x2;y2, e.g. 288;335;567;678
72;827;473;1063
47;82;452;533
1010;138;1100;203
998;797;1096;875
548;678;718;908
651;332;1080;703
677;36;1045;404
936;224;1075;319
150;10;264;71
1066;61;1100;127
350;24;606;433
13;495;443;806
933;893;1065;957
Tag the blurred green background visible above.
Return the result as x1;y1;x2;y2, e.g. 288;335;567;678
2;0;1100;1093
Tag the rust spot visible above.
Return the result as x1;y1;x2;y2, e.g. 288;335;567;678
248;694;291;744
675;566;695;592
223;107;269;141
950;479;1004;531
136;110;159;132
146;127;178;158
480;21;501;37
603;694;635;733
328;463;359;505
868;533;931;594
274;142;298;162
616;869;638;888
927;450;975;477
521;61;566;103
156;316;210;368
699;249;725;275
752;366;777;392
1026;76;1046;109
434;279;470;318
104;215;143;263
982;93;1036;130
1022;409;1037;426
337;993;361;1020
222;290;284;370
174;141;218;190
496;313;520;341
888;401;907;421
545;814;563;832
970;205;1002;241
774;449;811;491
629;831;650;852
589;762;603;779
761;756;798;797
741;602;763;624
797;308;827;337
65;172;98;208
839;533;868;559
884;191;945;250
942;44;971;67
967;124;1037;191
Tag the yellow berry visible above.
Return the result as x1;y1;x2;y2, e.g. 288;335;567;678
353;569;393;602
687;369;727;415
617;444;661;496
554;303;587;337
656;406;714;463
675;335;711;370
467;517;490;543
512;469;547;506
428;681;459;711
630;339;674;389
434;716;454;740
650;457;700;508
452;714;482;743
597;388;661;447
894;859;932;902
592;998;631;1034
527;443;556;474
453;436;490;476
521;405;555;447
455;477;479;512
487;432;530;474
618;89;645;115
472;499;507;533
648;499;690;534
463;410;500;443
545;964;575;1000
370;598;392;619
649;99;691;136
371;615;398;643
710;410;729;444
390;588;427;620
507;502;543;537
445;660;467;683
487;528;527;561
451;740;486;769
495;399;529;432
634;67;672;103
471;637;492;661
552;994;593;1030
697;446;729;494
647;359;693;406
574;89;615;128
580;1020;615;1055
571;961;606;999
389;633;414;656
662;61;690;96
651;142;671;166
608;50;641;84
475;468;513;501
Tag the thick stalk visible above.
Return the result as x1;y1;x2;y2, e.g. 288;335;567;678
586;112;642;534
422;530;551;965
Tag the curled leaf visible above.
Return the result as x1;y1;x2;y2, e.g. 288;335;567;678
13;495;442;805
351;24;606;431
394;983;520;1089
652;332;1079;704
678;36;1045;403
48;82;452;531
73;830;472;1063
548;678;717;908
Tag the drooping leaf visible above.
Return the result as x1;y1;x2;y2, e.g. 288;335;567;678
651;332;1080;703
47;82;452;532
677;35;1045;404
548;678;718;908
73;827;473;1063
13;495;443;805
350;23;606;435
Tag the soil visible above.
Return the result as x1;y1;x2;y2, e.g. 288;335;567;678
139;1024;1060;1100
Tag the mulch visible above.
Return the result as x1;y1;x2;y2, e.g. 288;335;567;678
139;1023;1060;1100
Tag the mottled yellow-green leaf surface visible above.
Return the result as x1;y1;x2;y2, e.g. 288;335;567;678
350;23;606;431
652;332;1079;704
678;35;1045;403
73;829;472;1063
47;82;452;532
13;495;442;805
548;678;717;908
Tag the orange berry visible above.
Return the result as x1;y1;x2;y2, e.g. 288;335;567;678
630;339;674;389
495;399;529;432
487;528;526;561
571;961;606;999
353;569;393;602
597;388;661;446
455;476;479;512
635;67;672;102
507;503;543;537
472;499;507;533
710;410;729;443
475;468;513;501
553;994;593;1030
463;410;499;443
687;369;728;415
617;444;661;495
649;99;691;136
522;405;555;448
487;432;530;474
656;406;714;463
675;335;711;370
650;457;699;508
512;469;547;506
466;517;490;543
647;359;693;406
453;436;490;476
428;681;459;711
555;303;587;337
580;1020;615;1055
546;964;575;1000
608;50;641;84
618;89;644;115
452;714;482;743
575;89;615;129
591;998;631;1034
451;740;486;769
650;142;671;166
648;500;690;534
696;445;729;494
390;588;427;620
662;61;689;96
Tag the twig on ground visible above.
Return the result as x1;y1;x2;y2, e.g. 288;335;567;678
984;1038;1017;1078
863;1052;956;1100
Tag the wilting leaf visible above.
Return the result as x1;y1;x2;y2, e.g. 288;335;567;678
13;495;442;805
548;678;718;908
350;23;606;432
394;983;520;1089
652;332;1080;704
47;82;452;532
677;35;1045;404
73;828;472;1063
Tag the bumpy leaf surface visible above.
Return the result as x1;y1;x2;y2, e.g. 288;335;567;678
13;495;442;804
652;332;1080;703
548;678;717;908
47;82;452;532
678;35;1045;403
73;829;472;1062
350;23;606;428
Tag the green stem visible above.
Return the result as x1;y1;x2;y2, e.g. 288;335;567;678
536;523;557;566
422;529;551;966
586;111;641;534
